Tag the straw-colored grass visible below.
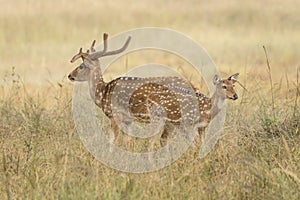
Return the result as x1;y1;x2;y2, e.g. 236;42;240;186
0;0;299;199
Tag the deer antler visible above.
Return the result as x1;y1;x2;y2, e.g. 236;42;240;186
70;48;89;63
70;33;131;63
101;35;131;57
70;33;107;63
89;33;131;60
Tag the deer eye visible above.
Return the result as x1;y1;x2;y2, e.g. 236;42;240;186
79;64;85;69
222;85;227;89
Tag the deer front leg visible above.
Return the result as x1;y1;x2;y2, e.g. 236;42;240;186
148;123;165;153
160;122;175;147
109;118;120;152
196;119;210;146
197;127;205;145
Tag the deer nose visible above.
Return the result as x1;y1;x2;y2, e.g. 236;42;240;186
68;74;75;81
233;94;238;100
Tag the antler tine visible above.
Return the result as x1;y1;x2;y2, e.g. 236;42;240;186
88;33;108;60
101;36;131;57
103;33;108;53
70;48;86;63
90;40;97;53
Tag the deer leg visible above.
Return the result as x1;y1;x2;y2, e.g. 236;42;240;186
148;120;164;160
148;134;160;152
110;112;133;150
197;127;205;145
160;129;169;147
147;133;161;162
160;122;175;147
109;118;120;152
122;120;132;150
118;114;133;150
197;119;209;145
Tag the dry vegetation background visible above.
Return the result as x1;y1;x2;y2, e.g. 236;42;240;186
0;0;299;199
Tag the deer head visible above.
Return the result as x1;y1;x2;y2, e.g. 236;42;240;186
213;73;239;100
68;33;131;82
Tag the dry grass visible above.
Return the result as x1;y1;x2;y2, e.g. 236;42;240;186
0;0;300;199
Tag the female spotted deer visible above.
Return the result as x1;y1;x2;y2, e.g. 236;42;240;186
160;73;239;146
68;33;239;150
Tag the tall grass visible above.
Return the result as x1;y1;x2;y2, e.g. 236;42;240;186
0;57;299;199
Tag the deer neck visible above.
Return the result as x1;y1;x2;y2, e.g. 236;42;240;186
88;66;106;103
210;89;225;118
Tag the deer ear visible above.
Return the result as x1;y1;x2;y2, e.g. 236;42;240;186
228;73;239;83
213;74;221;85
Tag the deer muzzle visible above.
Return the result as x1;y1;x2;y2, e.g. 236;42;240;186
233;93;238;100
68;74;75;81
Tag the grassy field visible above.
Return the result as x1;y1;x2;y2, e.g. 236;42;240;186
1;0;300;199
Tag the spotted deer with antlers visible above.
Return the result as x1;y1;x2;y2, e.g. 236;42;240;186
68;33;239;150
